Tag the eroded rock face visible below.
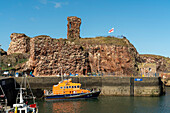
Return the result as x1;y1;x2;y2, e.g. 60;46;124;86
0;48;7;56
67;16;81;40
87;45;138;75
140;55;168;72
28;36;89;76
7;33;30;55
7;33;140;76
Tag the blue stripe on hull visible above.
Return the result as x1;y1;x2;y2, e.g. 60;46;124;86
45;91;101;101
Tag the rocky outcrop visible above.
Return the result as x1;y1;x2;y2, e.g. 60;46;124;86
6;33;140;76
7;33;30;55
67;16;81;40
28;35;88;76
139;54;170;72
0;48;7;56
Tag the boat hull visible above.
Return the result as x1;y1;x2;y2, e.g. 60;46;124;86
44;91;101;101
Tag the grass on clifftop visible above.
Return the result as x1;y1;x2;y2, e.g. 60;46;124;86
73;36;128;46
140;54;170;59
32;35;130;46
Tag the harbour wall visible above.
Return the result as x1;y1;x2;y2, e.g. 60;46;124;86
14;77;164;97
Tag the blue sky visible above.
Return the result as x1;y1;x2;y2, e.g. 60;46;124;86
0;0;170;57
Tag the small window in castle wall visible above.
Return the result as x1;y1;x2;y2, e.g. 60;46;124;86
149;68;152;71
69;22;71;29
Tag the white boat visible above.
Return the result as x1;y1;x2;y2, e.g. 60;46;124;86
5;76;38;113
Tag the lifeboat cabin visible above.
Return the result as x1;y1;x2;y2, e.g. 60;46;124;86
52;79;90;95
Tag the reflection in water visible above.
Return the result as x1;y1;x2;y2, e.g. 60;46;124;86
37;87;170;113
52;101;82;113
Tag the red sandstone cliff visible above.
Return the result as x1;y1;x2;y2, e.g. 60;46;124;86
6;33;140;76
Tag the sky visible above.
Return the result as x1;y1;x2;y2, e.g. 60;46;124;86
0;0;170;57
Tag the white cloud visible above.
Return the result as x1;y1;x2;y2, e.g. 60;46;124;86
39;0;47;4
54;3;61;8
38;0;68;8
35;6;40;10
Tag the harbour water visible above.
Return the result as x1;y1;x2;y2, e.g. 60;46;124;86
37;87;170;113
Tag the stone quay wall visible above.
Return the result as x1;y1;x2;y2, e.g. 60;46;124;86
15;77;164;97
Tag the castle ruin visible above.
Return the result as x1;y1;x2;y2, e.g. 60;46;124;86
67;16;81;40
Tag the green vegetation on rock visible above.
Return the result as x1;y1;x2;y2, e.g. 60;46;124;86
73;36;128;46
0;53;29;71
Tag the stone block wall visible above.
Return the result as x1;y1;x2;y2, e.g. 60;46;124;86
14;77;163;97
134;77;163;96
101;77;131;96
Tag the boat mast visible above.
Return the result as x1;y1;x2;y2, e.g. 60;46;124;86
19;86;24;103
61;67;63;81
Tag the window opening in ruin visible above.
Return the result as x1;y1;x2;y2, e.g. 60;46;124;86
69;22;71;29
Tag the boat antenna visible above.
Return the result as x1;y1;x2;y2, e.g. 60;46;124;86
61;67;63;81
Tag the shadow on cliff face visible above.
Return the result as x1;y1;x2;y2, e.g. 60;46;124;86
0;52;30;73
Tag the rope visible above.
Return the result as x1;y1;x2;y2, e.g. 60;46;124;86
26;78;35;104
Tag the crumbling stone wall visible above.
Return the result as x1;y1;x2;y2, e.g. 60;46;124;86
6;33;139;76
6;17;140;76
67;16;81;40
7;33;30;55
27;36;139;76
28;36;89;76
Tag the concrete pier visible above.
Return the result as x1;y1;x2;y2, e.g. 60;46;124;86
14;76;164;97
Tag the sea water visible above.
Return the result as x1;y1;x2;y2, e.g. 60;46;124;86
37;87;170;113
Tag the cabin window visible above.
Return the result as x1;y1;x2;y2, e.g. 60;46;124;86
77;85;80;88
66;86;69;89
69;86;71;88
64;86;65;89
74;86;76;88
72;86;74;88
60;87;63;89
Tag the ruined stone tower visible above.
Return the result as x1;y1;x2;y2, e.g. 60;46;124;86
67;16;81;40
